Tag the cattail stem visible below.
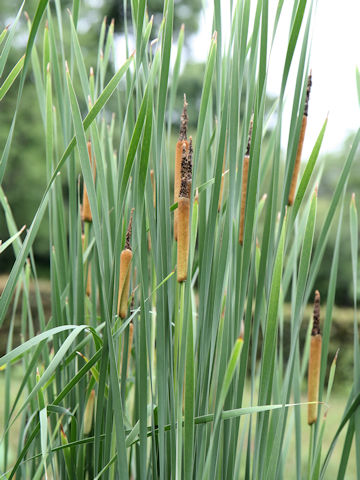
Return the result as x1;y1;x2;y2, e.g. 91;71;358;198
120;321;134;377
127;322;134;372
308;289;322;425
239;155;249;245
288;72;312;206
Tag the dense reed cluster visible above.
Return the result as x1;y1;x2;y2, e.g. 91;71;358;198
1;1;360;479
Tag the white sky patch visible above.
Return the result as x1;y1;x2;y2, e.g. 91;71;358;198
115;0;360;156
266;0;360;156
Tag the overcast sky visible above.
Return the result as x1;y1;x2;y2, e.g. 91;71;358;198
191;0;360;157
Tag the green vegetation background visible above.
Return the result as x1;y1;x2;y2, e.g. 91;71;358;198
1;1;359;388
2;0;359;306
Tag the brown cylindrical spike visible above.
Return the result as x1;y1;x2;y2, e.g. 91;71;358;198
288;72;312;206
177;196;190;282
174;96;189;240
308;289;322;425
82;141;96;222
118;210;134;318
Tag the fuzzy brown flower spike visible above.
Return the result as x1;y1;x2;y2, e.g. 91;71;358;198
179;94;188;141
125;208;134;250
174;95;189;239
288;72;312;206
245;115;254;156
239;116;253;245
177;138;193;282
311;289;320;335
308;289;322;425
82;141;96;222
304;71;312;117
118;209;134;318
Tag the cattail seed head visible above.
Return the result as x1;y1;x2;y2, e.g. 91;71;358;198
177;197;190;282
239;118;254;244
179;94;188;141
308;289;322;425
177;132;193;282
125;208;134;250
174;101;189;240
245;114;254;156
82;141;96;222
288;72;312;206
304;71;312;117
118;210;134;318
312;290;321;336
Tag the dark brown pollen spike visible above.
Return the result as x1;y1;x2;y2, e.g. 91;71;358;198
179;178;189;198
245;114;254;156
312;289;320;335
304;71;312;117
187;136;193;177
125;208;134;250
179;94;188;141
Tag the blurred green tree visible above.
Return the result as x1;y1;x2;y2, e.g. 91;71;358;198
106;0;202;37
0;0;203;273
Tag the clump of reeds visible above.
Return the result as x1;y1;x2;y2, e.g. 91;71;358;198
117;209;134;319
239;116;253;245
288;72;312;206
82;141;96;222
174;94;189;240
308;289;322;425
177;137;192;282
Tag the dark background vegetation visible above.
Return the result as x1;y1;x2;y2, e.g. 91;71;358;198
1;0;359;308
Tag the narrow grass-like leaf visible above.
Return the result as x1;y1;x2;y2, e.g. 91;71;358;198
0;54;24;101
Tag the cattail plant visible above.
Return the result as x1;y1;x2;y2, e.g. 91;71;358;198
3;2;360;478
288;72;312;206
81;141;96;222
239;116;253;245
177;138;192;282
118;209;134;318
308;289;322;425
174;94;188;240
